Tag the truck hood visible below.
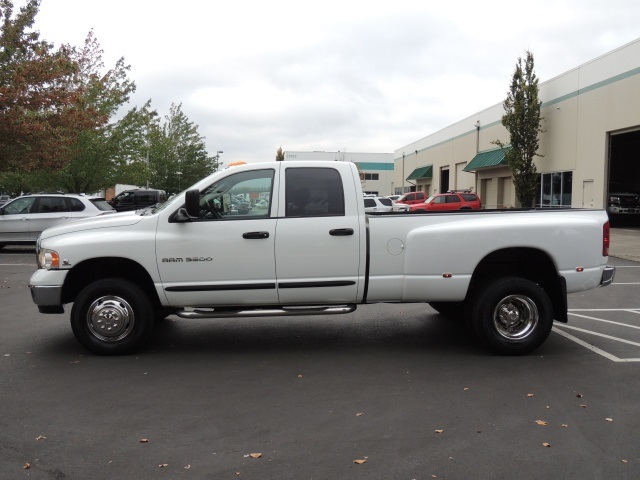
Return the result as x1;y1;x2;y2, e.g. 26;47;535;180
39;211;143;240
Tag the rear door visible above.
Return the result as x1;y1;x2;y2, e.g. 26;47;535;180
29;196;73;240
275;165;361;304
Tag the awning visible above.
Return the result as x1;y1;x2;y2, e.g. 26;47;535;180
463;147;510;172
406;165;433;181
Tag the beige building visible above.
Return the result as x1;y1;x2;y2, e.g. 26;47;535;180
394;38;640;209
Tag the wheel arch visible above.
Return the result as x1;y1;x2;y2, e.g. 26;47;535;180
62;257;162;309
469;247;567;323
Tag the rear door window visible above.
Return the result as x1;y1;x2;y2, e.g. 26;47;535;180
285;168;345;217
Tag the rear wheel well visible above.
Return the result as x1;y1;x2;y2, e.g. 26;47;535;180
62;258;162;310
469;248;567;322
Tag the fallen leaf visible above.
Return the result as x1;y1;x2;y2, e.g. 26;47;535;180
561;424;569;428
527;393;534;397
435;429;444;434
184;464;191;469
140;439;149;443
297;374;303;378
159;464;168;468
356;412;364;417
464;387;470;391
542;442;551;447
35;435;46;441
622;459;628;463
576;393;584;398
249;453;262;459
605;418;613;422
535;420;548;426
580;404;587;408
353;458;367;464
23;463;30;469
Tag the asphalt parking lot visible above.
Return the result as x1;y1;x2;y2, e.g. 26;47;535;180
1;235;639;480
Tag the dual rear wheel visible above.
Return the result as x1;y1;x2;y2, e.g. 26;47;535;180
430;277;554;355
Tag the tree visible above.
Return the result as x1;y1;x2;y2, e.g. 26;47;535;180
275;146;284;161
52;32;138;193
0;0;100;172
495;50;544;208
122;103;214;194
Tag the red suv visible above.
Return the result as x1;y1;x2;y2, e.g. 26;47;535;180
410;191;481;211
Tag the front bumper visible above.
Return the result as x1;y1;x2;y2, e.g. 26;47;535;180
28;269;68;313
600;265;616;287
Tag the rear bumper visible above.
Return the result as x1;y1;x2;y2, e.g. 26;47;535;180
600;265;616;287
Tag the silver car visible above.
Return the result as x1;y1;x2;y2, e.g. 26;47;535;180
0;193;114;249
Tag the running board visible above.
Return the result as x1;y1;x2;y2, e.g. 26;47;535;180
175;304;357;319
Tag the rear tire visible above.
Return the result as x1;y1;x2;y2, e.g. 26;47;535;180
71;278;154;355
469;277;553;355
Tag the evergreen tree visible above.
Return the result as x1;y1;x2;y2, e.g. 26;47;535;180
496;50;544;208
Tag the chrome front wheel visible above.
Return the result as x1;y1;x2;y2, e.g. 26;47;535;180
71;278;154;355
86;295;136;343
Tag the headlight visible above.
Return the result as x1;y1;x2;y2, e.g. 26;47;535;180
37;248;60;269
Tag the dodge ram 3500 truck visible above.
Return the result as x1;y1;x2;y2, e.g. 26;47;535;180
29;161;615;356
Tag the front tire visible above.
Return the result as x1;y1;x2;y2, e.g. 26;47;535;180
469;277;553;355
71;278;155;355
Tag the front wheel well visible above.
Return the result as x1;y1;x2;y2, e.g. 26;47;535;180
469;248;567;322
62;258;161;309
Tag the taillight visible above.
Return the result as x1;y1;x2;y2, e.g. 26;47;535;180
603;221;610;257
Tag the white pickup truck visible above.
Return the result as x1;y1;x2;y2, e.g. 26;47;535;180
29;161;615;356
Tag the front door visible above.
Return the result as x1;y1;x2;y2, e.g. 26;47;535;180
157;168;279;307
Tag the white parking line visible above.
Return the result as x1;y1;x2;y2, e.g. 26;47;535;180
556;323;640;347
567;308;640;313
568;312;640;329
552;327;640;362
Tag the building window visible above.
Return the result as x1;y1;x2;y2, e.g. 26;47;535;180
536;171;573;207
363;173;379;181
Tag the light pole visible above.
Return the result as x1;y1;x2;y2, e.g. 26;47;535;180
214;151;223;171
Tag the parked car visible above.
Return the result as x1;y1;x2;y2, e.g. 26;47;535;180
108;189;166;212
395;191;427;206
608;192;640;215
385;195;410;212
0;193;114;249
0;194;10;207
410;191;482;212
363;196;393;213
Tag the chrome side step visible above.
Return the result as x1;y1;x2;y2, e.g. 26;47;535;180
175;304;357;319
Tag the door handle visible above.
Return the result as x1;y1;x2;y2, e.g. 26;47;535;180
242;231;270;239
329;228;354;236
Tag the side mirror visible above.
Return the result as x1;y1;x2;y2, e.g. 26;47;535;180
185;189;200;218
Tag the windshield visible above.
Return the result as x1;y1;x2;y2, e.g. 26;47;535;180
90;199;115;212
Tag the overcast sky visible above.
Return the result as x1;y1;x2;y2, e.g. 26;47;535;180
28;0;640;164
